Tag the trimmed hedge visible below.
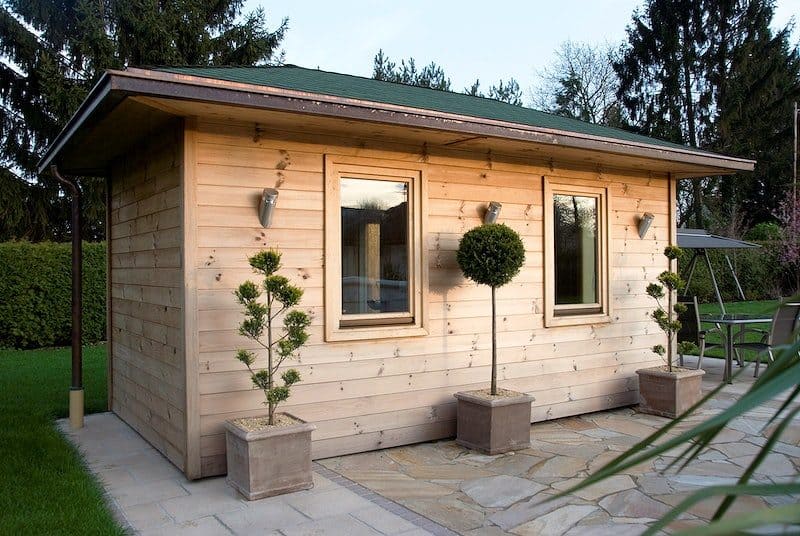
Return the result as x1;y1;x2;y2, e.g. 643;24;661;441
0;242;106;349
679;241;794;302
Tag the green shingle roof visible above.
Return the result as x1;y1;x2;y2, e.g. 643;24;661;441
155;65;697;153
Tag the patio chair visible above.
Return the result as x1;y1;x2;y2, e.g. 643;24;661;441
677;296;723;370
733;303;800;377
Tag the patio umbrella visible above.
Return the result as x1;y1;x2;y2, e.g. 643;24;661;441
677;228;760;313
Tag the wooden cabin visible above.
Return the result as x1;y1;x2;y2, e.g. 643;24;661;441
39;66;754;479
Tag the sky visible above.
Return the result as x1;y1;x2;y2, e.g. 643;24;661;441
248;0;799;102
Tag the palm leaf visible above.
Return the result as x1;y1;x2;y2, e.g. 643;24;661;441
643;483;800;536
549;338;800;535
675;503;800;536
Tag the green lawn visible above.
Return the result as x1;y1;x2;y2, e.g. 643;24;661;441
0;344;124;535
694;300;779;359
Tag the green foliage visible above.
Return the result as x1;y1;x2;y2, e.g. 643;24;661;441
235;349;256;367
0;241;106;349
456;224;525;288
249;250;282;276
648;247;686;370
373;49;452;90
680;245;789;301
0;1;287;241
266;385;290;406
658;270;684;292
646;282;665;300
555;338;800;535
235;280;260;302
234;249;309;425
456;223;525;395
266;275;303;307
281;368;301;386
744;222;782;241
467;78;524;106
663;245;683;261
373;50;524;105
615;0;800;228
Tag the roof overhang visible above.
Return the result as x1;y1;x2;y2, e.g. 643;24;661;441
38;68;756;177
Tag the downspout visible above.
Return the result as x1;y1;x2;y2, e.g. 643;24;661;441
51;165;84;429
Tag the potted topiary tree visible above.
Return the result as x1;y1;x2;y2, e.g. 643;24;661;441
636;245;704;418
453;223;531;454
225;249;314;500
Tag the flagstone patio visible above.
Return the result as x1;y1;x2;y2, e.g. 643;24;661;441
320;357;800;535
60;357;799;535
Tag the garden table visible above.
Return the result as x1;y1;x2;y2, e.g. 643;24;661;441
700;314;772;384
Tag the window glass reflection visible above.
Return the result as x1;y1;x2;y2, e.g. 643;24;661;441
341;178;409;315
554;194;598;306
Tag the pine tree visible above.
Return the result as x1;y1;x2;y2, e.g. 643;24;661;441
707;3;800;225
373;49;451;91
0;1;287;241
373;50;523;105
615;0;800;229
615;0;711;227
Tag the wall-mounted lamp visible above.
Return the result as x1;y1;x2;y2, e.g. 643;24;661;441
638;212;655;239
484;201;502;224
259;188;279;228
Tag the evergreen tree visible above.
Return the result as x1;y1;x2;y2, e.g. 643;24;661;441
615;0;711;227
708;4;800;225
373;50;523;105
465;78;524;105
615;0;800;229
373;49;451;91
0;1;287;241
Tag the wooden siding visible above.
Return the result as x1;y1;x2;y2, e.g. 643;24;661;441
109;122;187;471
191;119;668;477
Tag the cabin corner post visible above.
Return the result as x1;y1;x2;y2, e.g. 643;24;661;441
106;174;113;411
182;117;202;479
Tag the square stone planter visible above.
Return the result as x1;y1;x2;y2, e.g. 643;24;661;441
224;414;315;500
454;389;533;455
636;366;705;419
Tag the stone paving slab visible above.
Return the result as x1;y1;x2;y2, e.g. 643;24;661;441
59;417;457;536
61;357;798;536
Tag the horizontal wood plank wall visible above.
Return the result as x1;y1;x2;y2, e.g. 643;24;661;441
109;122;187;471
193;119;667;477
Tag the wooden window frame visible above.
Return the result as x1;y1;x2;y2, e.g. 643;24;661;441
544;178;611;327
324;155;428;341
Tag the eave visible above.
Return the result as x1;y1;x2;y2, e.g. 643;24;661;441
38;68;756;178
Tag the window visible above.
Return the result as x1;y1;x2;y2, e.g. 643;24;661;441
324;156;427;341
544;179;610;326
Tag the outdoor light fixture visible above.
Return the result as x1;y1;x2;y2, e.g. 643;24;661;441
484;201;502;224
638;212;655;239
259;188;279;228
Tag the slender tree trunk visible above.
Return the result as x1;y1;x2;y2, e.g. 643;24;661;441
267;294;275;425
667;280;674;373
491;285;497;395
681;23;703;228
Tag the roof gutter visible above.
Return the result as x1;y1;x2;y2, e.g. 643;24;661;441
38;68;756;175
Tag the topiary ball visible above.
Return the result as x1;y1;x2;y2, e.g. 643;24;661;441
456;223;525;288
